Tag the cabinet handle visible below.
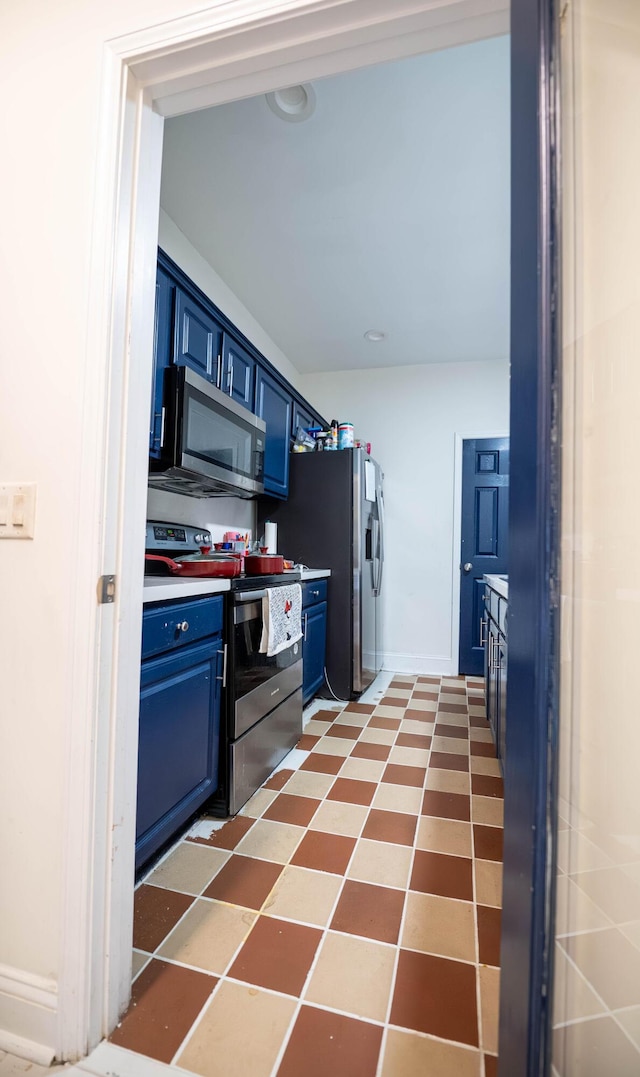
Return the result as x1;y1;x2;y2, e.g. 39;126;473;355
176;620;189;633
311;589;320;597
227;357;234;396
216;643;227;687
216;352;222;386
480;618;488;646
160;407;166;448
489;638;501;671
303;613;308;642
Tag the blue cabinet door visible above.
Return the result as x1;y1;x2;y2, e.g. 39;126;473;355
173;287;222;382
292;400;315;438
303;600;327;704
136;636;223;869
150;268;173;457
220;334;255;410
255;367;292;498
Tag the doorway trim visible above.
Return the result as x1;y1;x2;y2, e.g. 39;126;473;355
451;429;509;675
58;0;513;1064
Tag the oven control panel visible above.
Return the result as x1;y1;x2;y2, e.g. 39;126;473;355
145;520;211;552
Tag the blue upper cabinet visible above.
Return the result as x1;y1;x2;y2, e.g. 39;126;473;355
173;287;222;382
292;400;315;438
221;334;255;411
255;367;292;499
150;267;174;457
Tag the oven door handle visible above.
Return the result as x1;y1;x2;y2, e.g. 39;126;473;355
235;589;268;602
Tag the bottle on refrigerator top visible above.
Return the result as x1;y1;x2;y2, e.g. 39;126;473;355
326;419;338;450
338;422;354;449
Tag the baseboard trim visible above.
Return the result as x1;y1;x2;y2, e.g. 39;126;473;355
0;964;57;1065
381;652;457;677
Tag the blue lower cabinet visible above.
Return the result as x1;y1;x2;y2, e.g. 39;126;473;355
302;596;327;704
136;634;223;870
255;367;292;498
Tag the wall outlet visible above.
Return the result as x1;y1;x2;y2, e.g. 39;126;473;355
0;483;37;538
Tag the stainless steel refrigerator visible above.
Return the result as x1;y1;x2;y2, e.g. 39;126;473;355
260;447;384;699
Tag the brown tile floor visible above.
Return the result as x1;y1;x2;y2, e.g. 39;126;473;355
112;675;503;1076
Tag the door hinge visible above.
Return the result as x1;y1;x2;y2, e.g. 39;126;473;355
98;574;116;604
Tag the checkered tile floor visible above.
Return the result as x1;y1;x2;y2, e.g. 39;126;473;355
112;675;503;1076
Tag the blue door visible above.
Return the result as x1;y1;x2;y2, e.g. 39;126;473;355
458;437;509;675
173;287;222;381
220;334;255;410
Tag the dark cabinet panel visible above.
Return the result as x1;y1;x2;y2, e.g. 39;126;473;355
255;367;292;498
302;580;328;705
173;288;222;381
484;584;507;774
221;334;255;410
150;268;174;457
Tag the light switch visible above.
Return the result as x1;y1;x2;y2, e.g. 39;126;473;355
0;484;36;538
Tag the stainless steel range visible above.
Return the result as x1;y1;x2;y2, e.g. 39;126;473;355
144;521;303;817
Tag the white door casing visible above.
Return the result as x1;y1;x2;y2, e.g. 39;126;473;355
59;0;509;1063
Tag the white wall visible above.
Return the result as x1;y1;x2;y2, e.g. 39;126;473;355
301;361;510;673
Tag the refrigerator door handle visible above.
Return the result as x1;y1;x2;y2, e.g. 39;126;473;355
375;487;385;596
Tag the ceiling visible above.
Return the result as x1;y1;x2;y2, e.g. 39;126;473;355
160;34;510;375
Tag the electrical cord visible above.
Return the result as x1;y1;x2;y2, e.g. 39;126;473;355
322;665;350;704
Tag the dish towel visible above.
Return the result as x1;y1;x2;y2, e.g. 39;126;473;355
259;583;303;657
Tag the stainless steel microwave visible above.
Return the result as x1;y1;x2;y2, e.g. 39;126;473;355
148;366;266;498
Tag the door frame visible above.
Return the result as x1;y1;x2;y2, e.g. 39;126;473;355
62;0;515;1063
451;430;509;675
58;0;560;1071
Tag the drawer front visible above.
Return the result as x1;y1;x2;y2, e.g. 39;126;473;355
302;578;328;607
142;595;223;659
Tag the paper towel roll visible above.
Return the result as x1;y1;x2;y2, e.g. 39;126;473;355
264;521;277;555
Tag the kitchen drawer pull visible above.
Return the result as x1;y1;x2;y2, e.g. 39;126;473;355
216;643;227;687
303;612;308;642
480;618;488;647
311;588;320;597
177;620;189;633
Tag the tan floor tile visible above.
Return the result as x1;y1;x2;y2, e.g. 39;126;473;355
308;799;368;838
359;727;397;745
145;842;231;896
373;783;423;815
407;698;438;712
159;899;256;974
176;979;295;1077
347;838;413;889
385;688;412;699
400;719;434;736
310;736;354;757
373;704;408;719
333;711;369;728
475;859;503;907
339;755;387;781
468;706;486;716
282;769;335;799
239;788;279;819
479;965;500;1054
561;928;640;1009
472;796;504;827
234;819;304;864
401;891;476;962
552;1015;640;1077
381;1028;481;1077
435;711;468;727
425;768;471;795
440;693;468;706
132;949;150;979
469;728;494;743
304;719;334;736
470;756;502;777
262;865;342;927
305;931;396;1021
388;745;430;768
614;1005;640;1052
415;816;473;858
431;736;469;755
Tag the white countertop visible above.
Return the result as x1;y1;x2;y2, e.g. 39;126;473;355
143;569;330;603
143;577;231;604
484;574;508;601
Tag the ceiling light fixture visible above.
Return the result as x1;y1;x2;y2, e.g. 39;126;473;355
364;330;386;342
265;84;316;123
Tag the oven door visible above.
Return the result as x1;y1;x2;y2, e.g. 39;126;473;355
232;592;303;738
175;367;265;495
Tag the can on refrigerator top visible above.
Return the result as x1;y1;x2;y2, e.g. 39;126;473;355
338;422;354;449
